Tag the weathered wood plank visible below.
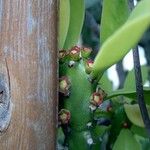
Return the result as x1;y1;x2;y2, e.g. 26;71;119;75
0;0;57;149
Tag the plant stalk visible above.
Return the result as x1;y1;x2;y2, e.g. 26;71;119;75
133;47;150;136
130;0;150;137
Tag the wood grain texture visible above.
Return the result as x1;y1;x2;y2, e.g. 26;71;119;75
0;0;57;149
0;59;12;132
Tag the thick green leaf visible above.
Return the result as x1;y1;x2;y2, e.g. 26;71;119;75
124;104;150;127
91;125;111;150
100;0;129;45
107;87;150;105
124;65;148;89
105;66;150;103
109;105;128;146
98;72;113;93
91;0;150;80
131;125;148;138
113;129;141;150
63;0;85;49
92;125;110;140
135;135;150;150
58;0;70;50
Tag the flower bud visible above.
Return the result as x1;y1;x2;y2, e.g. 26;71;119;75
59;109;71;124
90;92;103;107
69;46;81;61
96;87;107;98
85;59;93;74
81;47;92;58
59;50;68;63
59;76;71;96
123;122;128;128
107;106;113;112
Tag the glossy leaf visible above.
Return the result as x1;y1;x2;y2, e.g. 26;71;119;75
131;125;148;138
63;0;85;49
124;104;150;127
109;105;128;146
98;72;113;93
135;136;150;150
58;0;70;50
113;129;141;150
91;0;150;80
92;125;110;139
100;0;129;45
107;87;150;105
105;65;150;103
124;65;148;89
91;125;111;150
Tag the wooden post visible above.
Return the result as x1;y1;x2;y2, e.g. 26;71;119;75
0;0;57;149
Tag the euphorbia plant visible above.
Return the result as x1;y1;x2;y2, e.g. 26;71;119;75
58;0;150;149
